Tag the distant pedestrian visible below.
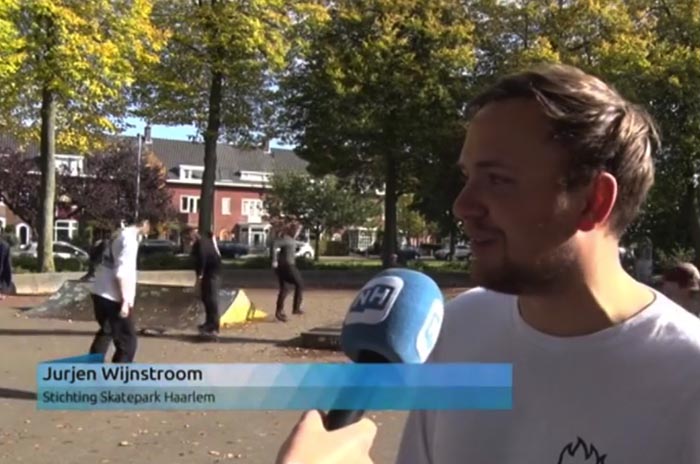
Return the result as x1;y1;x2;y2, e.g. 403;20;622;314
271;224;304;322
661;262;700;316
89;217;150;363
81;237;108;281
0;236;14;299
191;230;222;337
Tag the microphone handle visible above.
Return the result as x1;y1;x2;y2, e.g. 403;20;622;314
324;409;366;431
324;350;388;431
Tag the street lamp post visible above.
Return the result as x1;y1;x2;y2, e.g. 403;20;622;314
135;124;152;221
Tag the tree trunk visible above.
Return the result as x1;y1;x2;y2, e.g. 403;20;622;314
199;70;223;234
38;85;57;272
449;223;456;262
382;154;399;268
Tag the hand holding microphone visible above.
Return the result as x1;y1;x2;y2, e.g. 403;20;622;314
276;268;445;463
275;409;377;464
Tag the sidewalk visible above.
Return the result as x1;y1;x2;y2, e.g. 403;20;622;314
0;290;413;464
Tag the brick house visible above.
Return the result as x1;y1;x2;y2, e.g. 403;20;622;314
0;135;86;246
149;137;309;248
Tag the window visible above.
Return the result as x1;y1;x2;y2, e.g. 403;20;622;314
180;195;200;213
241;199;263;219
55;155;84;176
54;219;78;241
0;217;5;230
221;197;231;215
240;171;271;183
179;166;204;180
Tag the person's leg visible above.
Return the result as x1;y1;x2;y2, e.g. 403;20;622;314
289;265;304;315
275;267;289;322
201;276;220;333
108;301;138;363
89;294;113;356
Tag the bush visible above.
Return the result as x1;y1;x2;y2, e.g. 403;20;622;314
239;256;273;269
323;240;348;256
138;253;191;270
55;257;87;272
2;233;19;248
10;255;87;272
656;246;695;272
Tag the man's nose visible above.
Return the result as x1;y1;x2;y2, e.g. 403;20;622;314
452;183;486;221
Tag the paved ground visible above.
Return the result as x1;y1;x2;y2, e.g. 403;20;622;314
0;286;468;464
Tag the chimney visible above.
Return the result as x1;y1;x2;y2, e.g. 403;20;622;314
144;124;152;145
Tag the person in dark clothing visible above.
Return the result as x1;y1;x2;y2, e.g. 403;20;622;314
81;238;108;281
0;237;14;299
271;226;304;322
192;230;222;336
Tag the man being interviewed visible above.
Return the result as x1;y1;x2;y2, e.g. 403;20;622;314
275;63;700;463
89;217;150;363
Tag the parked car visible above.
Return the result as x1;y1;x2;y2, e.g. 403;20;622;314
296;241;315;259
138;239;179;256
217;241;249;259
15;241;89;262
434;244;471;260
397;246;421;261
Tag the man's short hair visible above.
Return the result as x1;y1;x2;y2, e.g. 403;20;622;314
467;63;661;237
663;262;700;291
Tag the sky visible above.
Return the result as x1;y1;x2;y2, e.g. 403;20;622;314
120;117;292;148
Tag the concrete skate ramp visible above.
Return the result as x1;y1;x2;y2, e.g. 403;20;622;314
24;280;268;331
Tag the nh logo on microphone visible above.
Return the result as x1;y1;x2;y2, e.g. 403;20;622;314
345;276;404;325
351;284;395;312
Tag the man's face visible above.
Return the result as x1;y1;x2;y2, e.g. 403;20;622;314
453;99;589;295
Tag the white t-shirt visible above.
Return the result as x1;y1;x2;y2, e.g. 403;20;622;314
396;287;700;463
90;227;140;306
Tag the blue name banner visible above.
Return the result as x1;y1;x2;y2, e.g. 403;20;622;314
37;363;512;411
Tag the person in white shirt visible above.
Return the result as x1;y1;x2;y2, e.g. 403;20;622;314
275;63;700;463
89;217;150;363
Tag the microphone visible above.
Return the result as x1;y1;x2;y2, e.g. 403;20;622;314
324;268;444;430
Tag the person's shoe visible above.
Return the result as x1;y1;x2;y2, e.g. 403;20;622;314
275;312;288;322
292;308;304;315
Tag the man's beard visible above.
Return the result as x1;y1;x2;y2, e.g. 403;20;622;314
470;242;579;296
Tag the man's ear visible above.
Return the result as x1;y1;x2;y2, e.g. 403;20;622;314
577;172;618;232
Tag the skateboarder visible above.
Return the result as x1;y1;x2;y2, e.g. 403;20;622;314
272;224;304;322
191;230;222;337
0;236;13;300
89;217;150;363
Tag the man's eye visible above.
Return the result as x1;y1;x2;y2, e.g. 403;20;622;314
488;174;511;185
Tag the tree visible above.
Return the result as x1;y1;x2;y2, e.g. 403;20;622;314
0;141;176;233
464;0;700;264
397;194;433;245
280;0;476;267
412;126;466;256
263;172;380;260
63;141;177;229
0;0;165;271
0;151;41;229
132;0;294;235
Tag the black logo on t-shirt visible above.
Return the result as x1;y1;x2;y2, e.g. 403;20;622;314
558;437;606;463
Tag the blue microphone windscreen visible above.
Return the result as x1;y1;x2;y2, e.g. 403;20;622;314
340;268;444;363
